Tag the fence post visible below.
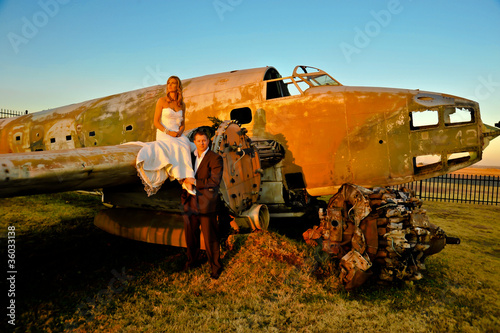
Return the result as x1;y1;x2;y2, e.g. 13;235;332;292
495;177;500;205
400;174;498;205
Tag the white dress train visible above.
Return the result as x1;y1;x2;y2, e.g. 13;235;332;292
135;108;195;196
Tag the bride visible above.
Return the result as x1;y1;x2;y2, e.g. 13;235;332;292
135;76;196;196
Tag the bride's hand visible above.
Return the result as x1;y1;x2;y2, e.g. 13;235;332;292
165;129;178;137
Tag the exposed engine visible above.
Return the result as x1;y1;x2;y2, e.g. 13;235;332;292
251;139;286;169
303;184;460;290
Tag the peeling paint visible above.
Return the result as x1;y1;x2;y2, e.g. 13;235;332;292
0;65;495;199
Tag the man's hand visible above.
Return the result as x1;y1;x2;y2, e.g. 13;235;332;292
184;177;196;186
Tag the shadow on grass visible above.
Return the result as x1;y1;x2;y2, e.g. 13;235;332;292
4;208;185;332
268;211;321;242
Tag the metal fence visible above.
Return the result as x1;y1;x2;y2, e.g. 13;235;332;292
395;173;500;205
0;109;28;118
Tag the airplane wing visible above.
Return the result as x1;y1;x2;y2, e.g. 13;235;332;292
0;144;142;198
0;121;266;227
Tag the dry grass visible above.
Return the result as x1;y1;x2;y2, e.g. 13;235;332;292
0;193;499;332
451;167;500;176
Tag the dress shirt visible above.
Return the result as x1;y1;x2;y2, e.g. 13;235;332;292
194;147;209;174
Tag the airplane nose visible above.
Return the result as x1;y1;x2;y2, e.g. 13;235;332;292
481;121;500;155
482;122;500;142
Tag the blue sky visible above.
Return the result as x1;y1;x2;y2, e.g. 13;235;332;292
0;0;499;165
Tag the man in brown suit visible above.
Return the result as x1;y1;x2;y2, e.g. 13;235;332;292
181;130;224;279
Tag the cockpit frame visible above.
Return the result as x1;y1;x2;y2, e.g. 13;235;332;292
264;65;342;99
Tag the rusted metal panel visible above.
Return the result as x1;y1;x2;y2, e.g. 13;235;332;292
102;183;183;212
0;144;142;197
0;65;498;201
94;208;202;248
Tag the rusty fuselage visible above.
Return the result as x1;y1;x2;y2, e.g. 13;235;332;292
0;65;497;198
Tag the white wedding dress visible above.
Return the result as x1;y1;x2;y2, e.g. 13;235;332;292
135;108;195;196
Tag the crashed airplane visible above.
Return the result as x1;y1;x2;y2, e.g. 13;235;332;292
1;65;499;288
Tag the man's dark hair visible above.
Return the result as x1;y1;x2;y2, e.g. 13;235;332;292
193;129;209;140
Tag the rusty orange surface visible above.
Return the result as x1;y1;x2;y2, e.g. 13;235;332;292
1;65;499;198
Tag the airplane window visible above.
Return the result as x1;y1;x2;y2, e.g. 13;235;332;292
126;125;133;131
230;107;252;124
50;138;56;143
66;135;72;141
286;83;302;96
415;154;441;166
296;66;320;75
294;66;341;87
264;68;291;99
410;110;439;130
444;107;474;126
448;152;471;166
266;80;291;99
287;80;310;95
414;154;442;174
305;74;339;87
264;68;281;80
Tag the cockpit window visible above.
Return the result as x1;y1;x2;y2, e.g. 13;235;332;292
264;65;341;99
265;68;291;99
303;74;339;86
294;66;341;88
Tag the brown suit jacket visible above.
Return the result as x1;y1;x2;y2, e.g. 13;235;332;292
182;149;223;214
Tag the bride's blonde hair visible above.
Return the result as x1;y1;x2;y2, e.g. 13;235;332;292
166;76;183;108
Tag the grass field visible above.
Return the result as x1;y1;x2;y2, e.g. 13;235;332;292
1;192;499;332
451;167;500;176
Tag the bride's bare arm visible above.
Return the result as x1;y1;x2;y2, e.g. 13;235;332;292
154;98;167;132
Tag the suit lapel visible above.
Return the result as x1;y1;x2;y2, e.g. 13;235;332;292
191;152;196;171
196;150;211;176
